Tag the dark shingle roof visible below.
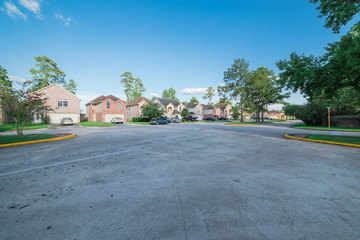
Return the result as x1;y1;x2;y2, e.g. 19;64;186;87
184;102;197;108
87;95;121;105
127;97;150;107
215;104;230;109
202;104;214;110
157;98;180;107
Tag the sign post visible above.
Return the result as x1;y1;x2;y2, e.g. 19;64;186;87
326;106;332;129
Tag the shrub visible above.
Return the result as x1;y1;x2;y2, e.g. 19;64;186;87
132;117;150;122
295;102;327;126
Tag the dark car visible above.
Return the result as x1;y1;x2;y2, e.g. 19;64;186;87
150;117;171;125
184;116;198;122
205;117;216;121
218;116;228;120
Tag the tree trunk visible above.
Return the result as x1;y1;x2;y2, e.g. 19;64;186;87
261;103;264;122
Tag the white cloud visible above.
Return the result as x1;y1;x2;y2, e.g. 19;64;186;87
150;93;159;97
4;1;27;19
19;0;42;19
9;75;26;82
181;88;207;95
55;12;72;26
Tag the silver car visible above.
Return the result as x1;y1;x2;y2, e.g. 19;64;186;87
61;117;73;126
111;117;124;124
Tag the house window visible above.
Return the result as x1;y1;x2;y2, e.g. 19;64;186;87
118;103;122;110
107;101;110;109
92;105;95;109
36;114;40;121
179;107;182;111
58;100;68;107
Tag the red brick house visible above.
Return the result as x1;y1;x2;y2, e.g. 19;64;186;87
86;95;126;122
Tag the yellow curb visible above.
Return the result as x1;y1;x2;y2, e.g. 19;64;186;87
0;133;76;148
284;134;360;148
226;123;259;126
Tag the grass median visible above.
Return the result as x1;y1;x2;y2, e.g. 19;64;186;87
306;134;360;145
293;123;360;132
0;134;55;144
0;123;50;132
127;121;150;125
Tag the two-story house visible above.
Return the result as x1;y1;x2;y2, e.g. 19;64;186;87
34;83;81;124
184;102;203;120
86;95;126;122
126;97;150;121
155;98;185;118
214;104;232;118
202;104;216;119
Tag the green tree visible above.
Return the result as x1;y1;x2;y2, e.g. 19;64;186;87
276;30;360;101
202;87;216;104
189;97;199;103
245;67;289;121
141;101;165;120
220;58;251;122
0;65;11;88
29;56;77;93
231;105;240;120
283;104;301;119
162;87;179;102
0;82;50;136
181;108;189;119
310;0;360;33
217;99;232;105
120;72;146;102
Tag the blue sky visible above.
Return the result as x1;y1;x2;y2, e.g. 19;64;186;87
0;0;353;111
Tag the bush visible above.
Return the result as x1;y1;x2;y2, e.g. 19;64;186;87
132;117;150;122
295;102;327;126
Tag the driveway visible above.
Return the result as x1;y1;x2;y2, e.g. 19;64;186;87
0;121;359;239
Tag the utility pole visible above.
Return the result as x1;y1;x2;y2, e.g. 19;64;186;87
326;106;332;129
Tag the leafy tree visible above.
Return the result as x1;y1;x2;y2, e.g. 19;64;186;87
162;87;179;102
121;72;146;101
295;102;328;126
0;82;50;136
310;0;360;33
202;87;216;104
217;99;232;105
0;65;11;88
231;105;240;120
189;97;199;103
276;30;360;101
245;67;289;121
29;56;77;94
220;58;251;122
283;104;301;119
141;101;165;120
181;108;189;119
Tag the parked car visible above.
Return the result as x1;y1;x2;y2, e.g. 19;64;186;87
111;117;124;124
184;116;198;122
61;117;73;126
150;117;171;125
205;117;216;121
170;117;181;123
218;116;229;120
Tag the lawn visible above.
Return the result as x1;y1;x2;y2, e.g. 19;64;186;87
0;134;54;144
228;119;287;125
79;121;114;127
292;123;360;132
0;123;49;132
307;134;360;145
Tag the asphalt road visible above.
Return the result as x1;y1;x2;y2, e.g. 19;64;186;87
0;121;359;240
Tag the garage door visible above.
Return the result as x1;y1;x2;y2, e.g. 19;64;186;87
104;114;125;123
49;114;79;124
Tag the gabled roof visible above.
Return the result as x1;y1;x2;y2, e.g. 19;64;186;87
37;83;80;100
215;104;231;109
157;98;180;107
127;97;150;107
86;94;122;105
202;104;214;110
184;102;198;108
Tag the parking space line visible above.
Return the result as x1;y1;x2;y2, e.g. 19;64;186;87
0;151;124;177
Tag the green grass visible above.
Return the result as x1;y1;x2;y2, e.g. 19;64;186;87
79;121;114;127
229;119;287;124
127;121;150;125
0;134;54;144
292;123;360;132
228;121;260;125
307;134;360;145
0;123;49;132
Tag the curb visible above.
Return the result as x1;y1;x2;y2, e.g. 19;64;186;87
284;134;360;148
291;126;360;133
0;133;76;148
